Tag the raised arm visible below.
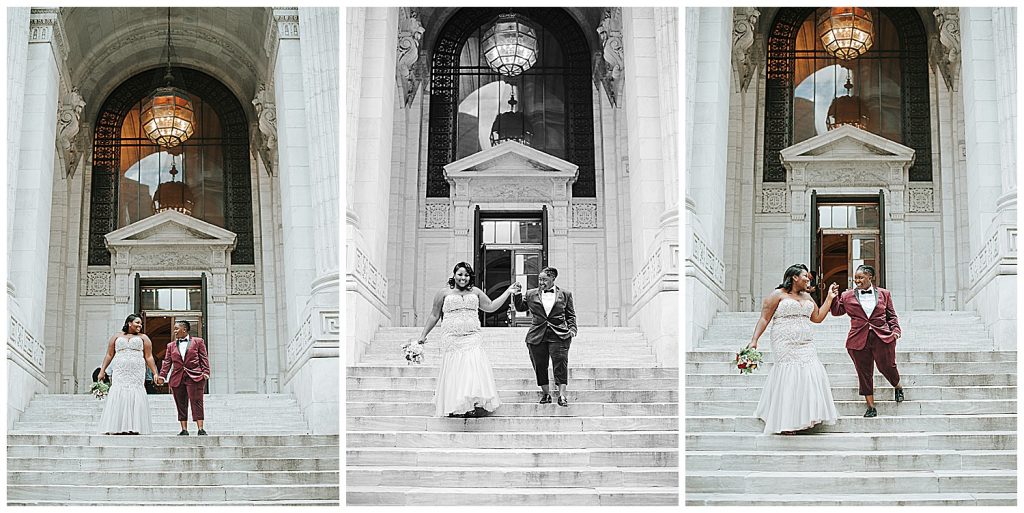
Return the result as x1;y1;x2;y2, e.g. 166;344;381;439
475;282;521;313
809;283;839;323
140;334;159;378
512;288;528;311
416;289;448;344
749;293;782;349
829;289;847;317
97;335;118;381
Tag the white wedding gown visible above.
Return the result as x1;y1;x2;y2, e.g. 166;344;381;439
433;293;502;416
97;336;152;434
754;298;838;434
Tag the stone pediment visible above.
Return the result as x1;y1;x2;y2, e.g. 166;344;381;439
780;124;915;164
443;141;579;180
105;210;237;248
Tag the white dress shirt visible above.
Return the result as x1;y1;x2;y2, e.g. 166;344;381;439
177;335;191;358
541;288;557;316
857;287;877;317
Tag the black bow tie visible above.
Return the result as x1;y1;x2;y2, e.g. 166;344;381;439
177;338;187;342
858;290;872;295
542;289;555;293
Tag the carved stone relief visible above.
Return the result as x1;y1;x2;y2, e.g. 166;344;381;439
56;87;85;178
594;7;624;107
908;187;935;213
732;7;761;92
931;8;961;91
397;7;425;108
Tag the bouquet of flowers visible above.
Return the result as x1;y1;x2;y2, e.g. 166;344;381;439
401;340;424;365
735;347;763;374
90;381;110;399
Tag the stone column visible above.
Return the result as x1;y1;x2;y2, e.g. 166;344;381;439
345;7;397;364
684;8;731;350
959;8;1016;348
7;7;68;426
622;7;679;365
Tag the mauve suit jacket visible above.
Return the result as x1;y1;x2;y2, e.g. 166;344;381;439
512;287;578;345
829;287;902;351
158;336;210;388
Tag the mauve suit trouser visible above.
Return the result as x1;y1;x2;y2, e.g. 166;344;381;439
171;376;205;421
848;331;900;396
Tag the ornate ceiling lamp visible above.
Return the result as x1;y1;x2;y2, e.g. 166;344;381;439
826;73;868;130
481;13;539;77
140;8;195;148
816;7;874;60
152;157;195;215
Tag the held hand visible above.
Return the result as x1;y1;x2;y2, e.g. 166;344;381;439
511;282;522;294
154;376;164;385
828;282;839;298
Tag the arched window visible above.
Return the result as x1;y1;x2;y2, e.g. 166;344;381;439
763;8;932;182
88;67;254;265
427;8;596;197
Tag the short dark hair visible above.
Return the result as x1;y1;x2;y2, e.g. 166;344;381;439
121;314;142;334
447;262;475;290
540;267;558;280
175;320;191;332
855;264;876;279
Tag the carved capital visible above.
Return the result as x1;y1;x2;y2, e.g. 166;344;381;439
594;7;624;108
265;7;300;76
931;8;961;92
30;8;71;87
397;7;426;108
732;8;761;93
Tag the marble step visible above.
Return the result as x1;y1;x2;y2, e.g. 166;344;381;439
685;492;1016;506
347;389;678;403
356;355;660;365
348;431;678;449
9;470;338;486
347;402;677;417
686;373;1017;387
348;466;676;488
347;447;677;468
347;377;678;390
347;366;677;378
684;432;1017;451
9;500;338;506
8;445;338;459
9;457;340;472
699;340;994;349
686;399;1017;417
687;361;1017;374
7;434;337;446
11;426;310;435
376;327;646;335
8;484;340;502
708;311;982;321
686;470;1016;494
687;414;1016;433
346;486;678;506
687;385;1017;402
685;450;1015;472
686;350;1016;363
348;416;678;432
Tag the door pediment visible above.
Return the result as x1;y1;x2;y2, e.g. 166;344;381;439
105;210;237;247
443;141;579;203
780;125;916;186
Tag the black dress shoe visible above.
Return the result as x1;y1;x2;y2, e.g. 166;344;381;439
539;394;552;404
197;429;208;436
557;396;568;407
895;387;905;403
864;407;878;418
178;429;189;436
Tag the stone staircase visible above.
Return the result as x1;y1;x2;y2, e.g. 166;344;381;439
347;326;679;506
7;394;339;505
686;311;1017;506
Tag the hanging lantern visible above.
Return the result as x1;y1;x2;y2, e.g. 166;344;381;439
490;90;533;146
481;13;539;77
816;7;874;60
141;8;195;148
152;160;195;215
826;75;868;130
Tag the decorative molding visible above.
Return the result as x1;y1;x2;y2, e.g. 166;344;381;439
287;312;313;367
691;233;725;285
908;187;935;213
85;271;112;296
594;7;624;107
397;7;425;108
352;247;387;304
969;227;1017;283
230;269;257;295
424;201;451;229
761;186;788;213
633;246;663;301
472;181;549;201
732;7;761;93
9;315;45;371
265;7;300;80
251;83;277;175
131;251;213;269
56;87;86;178
931;7;961;92
571;202;599;228
632;242;680;302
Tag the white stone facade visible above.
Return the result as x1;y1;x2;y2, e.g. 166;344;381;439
685;7;1016;350
6;8;339;434
346;7;679;365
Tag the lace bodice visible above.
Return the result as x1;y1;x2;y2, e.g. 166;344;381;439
439;293;483;354
109;335;146;389
769;298;816;365
115;336;144;353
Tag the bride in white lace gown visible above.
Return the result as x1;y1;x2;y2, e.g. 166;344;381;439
749;266;840;434
97;314;160;434
416;262;521;417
